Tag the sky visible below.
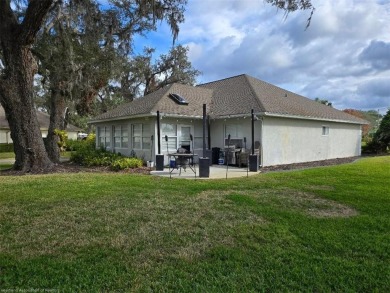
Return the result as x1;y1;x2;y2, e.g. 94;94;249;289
135;0;390;114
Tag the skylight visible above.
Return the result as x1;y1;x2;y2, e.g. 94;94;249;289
169;93;188;105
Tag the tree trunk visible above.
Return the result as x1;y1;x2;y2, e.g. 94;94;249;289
0;0;54;173
45;86;66;163
0;46;53;172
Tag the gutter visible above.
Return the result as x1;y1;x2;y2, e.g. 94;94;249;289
260;112;366;125
88;112;204;124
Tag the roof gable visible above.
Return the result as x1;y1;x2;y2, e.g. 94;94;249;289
199;74;367;124
90;74;367;124
92;83;214;122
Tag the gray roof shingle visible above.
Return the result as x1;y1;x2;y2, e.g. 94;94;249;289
91;74;367;124
91;83;214;122
199;74;367;124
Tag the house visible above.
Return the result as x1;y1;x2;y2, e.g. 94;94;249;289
0;106;83;144
89;74;367;167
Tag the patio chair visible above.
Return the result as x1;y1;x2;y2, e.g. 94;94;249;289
176;147;189;170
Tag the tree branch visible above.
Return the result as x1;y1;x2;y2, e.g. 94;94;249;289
19;0;54;45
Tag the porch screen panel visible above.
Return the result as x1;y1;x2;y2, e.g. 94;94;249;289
142;124;151;149
162;123;177;151
121;126;129;148
98;126;111;148
114;126;121;148
132;124;142;149
180;126;191;149
194;124;207;149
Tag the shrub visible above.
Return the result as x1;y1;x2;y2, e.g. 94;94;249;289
54;129;68;151
70;134;143;170
110;157;143;171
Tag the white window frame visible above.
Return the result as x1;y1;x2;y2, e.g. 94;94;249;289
98;126;111;149
161;123;194;152
161;123;178;152
322;125;330;136
132;123;152;150
224;124;243;147
114;125;129;149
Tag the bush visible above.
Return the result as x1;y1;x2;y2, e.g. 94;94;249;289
110;157;143;171
70;134;143;170
54;129;68;151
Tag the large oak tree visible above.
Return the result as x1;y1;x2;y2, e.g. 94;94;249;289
0;0;55;172
0;0;313;173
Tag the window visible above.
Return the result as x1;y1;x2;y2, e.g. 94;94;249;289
142;124;151;149
169;93;188;105
114;125;128;148
98;126;111;148
194;124;208;149
322;126;329;136
132;124;151;149
162;123;177;151
224;124;243;147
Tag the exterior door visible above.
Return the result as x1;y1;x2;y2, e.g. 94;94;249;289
179;125;192;151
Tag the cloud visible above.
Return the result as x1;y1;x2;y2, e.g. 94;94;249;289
359;40;390;70
167;0;390;112
358;78;390;98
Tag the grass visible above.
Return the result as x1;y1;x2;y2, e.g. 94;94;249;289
0;152;15;159
0;163;13;171
0;156;389;292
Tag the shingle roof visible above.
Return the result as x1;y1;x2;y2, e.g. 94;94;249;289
91;83;214;122
0;106;82;132
199;74;367;124
90;74;367;124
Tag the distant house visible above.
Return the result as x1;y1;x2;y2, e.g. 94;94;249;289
0;106;83;144
89;74;367;167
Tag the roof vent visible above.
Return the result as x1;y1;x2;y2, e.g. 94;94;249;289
284;93;288;98
169;93;188;105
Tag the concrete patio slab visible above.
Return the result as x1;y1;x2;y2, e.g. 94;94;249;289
150;164;261;179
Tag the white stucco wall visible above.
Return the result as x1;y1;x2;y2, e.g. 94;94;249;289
261;116;362;167
0;129;11;144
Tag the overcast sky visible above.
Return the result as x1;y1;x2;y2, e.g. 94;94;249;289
136;0;390;114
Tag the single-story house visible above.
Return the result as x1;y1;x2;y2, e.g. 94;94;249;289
0;106;83;144
89;74;367;167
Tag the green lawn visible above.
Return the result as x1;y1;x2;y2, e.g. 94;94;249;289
0;156;389;292
0;152;15;159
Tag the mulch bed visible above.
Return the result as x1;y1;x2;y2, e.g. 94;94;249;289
0;161;153;176
1;157;361;176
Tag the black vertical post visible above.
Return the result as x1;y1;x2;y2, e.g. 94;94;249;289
251;109;255;155
157;111;161;154
207;115;211;149
202;104;206;158
249;109;259;172
199;103;210;178
155;111;164;171
207;114;212;165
